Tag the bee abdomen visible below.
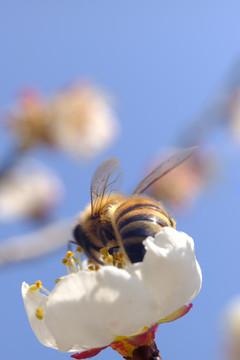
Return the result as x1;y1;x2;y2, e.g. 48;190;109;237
114;199;172;263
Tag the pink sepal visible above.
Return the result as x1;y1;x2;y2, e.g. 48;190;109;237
158;303;193;324
71;346;108;359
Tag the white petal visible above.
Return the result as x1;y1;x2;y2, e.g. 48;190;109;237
21;282;57;349
44;267;159;351
128;227;202;320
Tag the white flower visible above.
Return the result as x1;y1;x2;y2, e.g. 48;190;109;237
224;297;240;336
0;159;64;221
7;85;119;159
222;297;240;360
51;85;119;159
22;228;202;353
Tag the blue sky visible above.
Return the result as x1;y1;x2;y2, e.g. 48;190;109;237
1;1;240;359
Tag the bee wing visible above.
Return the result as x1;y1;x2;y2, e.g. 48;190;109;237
91;157;121;216
133;147;197;195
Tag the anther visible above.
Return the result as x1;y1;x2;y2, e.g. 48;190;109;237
100;248;109;257
29;280;42;292
66;251;75;259
102;254;114;264
35;280;42;288
29;284;39;291
36;307;44;320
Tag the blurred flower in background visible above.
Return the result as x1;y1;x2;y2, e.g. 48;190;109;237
6;90;53;150
146;148;216;212
221;297;240;360
6;84;119;159
51;85;119;159
0;159;64;221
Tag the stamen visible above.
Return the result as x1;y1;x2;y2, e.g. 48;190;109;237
113;252;124;261
36;307;44;320
100;248;109;257
62;258;68;265
69;256;79;272
77;251;82;270
76;246;83;253
40;285;50;296
88;264;100;271
35;280;42;288
66;264;71;274
29;280;42;291
29;284;39;291
29;280;50;295
102;254;114;265
66;251;75;259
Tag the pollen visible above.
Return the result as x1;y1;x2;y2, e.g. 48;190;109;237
76;246;83;253
29;280;42;291
102;254;114;264
62;258;68;265
88;264;100;271
114;252;124;261
35;280;42;288
29;284;39;291
35;307;44;320
66;251;75;259
100;248;109;257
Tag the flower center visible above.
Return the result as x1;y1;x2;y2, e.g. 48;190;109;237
28;245;129;322
100;247;127;268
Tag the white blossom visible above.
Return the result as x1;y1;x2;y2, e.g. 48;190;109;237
7;85;119;159
22;227;202;353
0;160;64;221
222;297;240;360
51;86;119;159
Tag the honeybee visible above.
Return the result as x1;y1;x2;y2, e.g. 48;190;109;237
73;147;196;265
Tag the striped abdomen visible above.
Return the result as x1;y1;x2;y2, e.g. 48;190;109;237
114;197;174;263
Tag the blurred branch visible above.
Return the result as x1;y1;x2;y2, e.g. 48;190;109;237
178;58;240;147
0;218;73;266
